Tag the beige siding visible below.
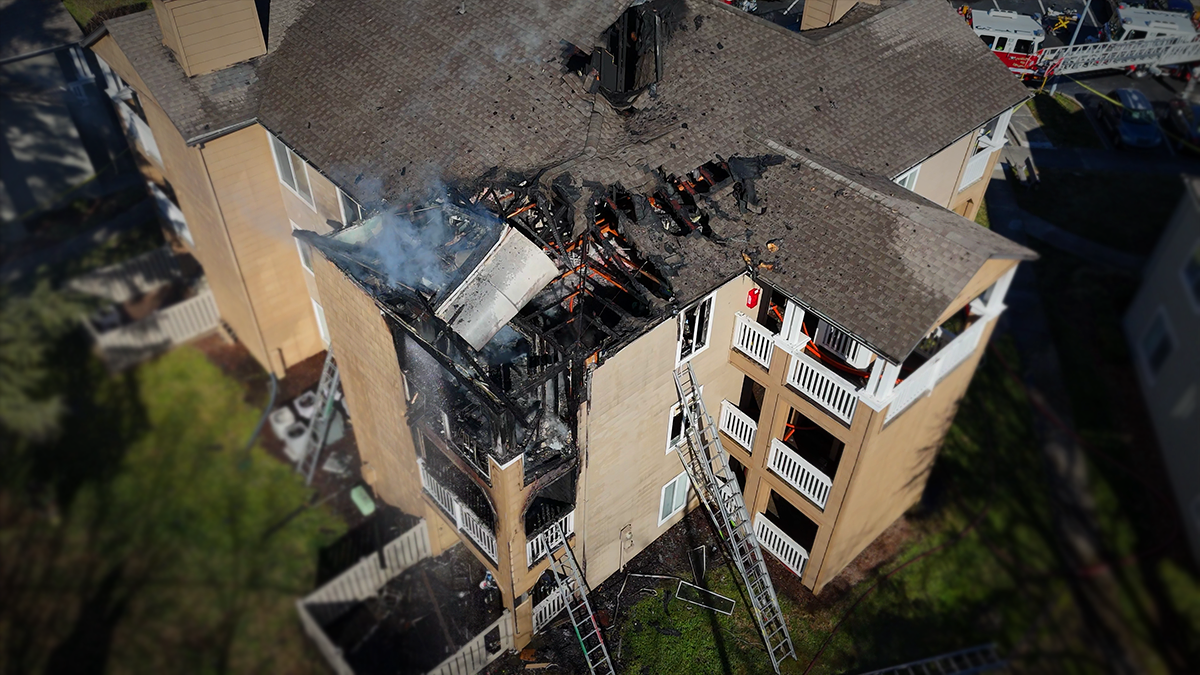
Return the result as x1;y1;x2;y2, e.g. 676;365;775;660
201;126;324;372
911;132;975;209
155;0;266;77
801;0;876;29
580;276;751;588
949;149;1003;221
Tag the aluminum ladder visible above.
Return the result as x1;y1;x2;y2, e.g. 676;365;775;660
299;349;340;485
673;362;795;673
546;522;616;675
857;643;1006;675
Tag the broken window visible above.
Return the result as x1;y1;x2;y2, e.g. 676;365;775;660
665;385;701;453
677;294;714;363
592;0;667;103
338;189;363;228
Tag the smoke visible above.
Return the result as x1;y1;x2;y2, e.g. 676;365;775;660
361;208;453;293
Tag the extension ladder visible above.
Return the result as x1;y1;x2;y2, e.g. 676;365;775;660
299;349;341;485
673;362;795;673
546;522;616;675
857;643;1006;675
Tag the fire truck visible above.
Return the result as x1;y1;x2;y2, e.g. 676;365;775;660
965;4;1200;78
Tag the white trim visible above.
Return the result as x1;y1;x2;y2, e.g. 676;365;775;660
338;188;362;227
1137;307;1175;385
291;222;314;275
266;129;316;210
312;298;330;345
894;164;921;191
664;386;702;454
657;471;689;526
675;292;716;365
1181;238;1200;313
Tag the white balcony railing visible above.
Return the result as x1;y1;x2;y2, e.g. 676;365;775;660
884;316;991;424
525;511;575;568
754;514;809;578
532;587;569;633
418;459;498;561
718;400;757;453
814;320;872;370
785;348;860;425
767;438;833;509
733;312;775;369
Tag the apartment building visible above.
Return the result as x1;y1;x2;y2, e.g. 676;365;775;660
1125;176;1200;564
84;0;1035;662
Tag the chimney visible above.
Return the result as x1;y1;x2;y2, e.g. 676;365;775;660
151;0;266;77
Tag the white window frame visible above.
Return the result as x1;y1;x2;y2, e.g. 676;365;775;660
894;164;921;192
1181;239;1200;313
676;293;716;365
664;386;702;454
312;298;330;345
267;130;316;210
1138;307;1174;384
291;222;314;274
657;471;690;526
338;188;363;227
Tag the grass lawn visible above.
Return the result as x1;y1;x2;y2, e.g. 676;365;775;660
974;199;990;229
1026;94;1104;149
1011;170;1184;255
615;339;1104;674
0;339;343;673
61;0;148;30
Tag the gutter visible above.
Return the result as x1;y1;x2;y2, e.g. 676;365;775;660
80;24;109;48
187;118;259;146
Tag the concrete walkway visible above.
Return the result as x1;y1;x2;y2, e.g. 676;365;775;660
987;162;1146;274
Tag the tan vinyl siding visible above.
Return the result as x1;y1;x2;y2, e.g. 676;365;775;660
155;0;266;77
580;275;750;588
911;132;975;209
200;126;324;372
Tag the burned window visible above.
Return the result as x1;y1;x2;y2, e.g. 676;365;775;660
677;294;714;363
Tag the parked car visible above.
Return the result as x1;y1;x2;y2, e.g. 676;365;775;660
1097;88;1163;148
1167;97;1200;153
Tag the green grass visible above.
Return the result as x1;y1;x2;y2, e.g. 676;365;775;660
1012;170;1184;255
0;341;343;673
61;0;148;30
1027;94;1104;149
974;199;990;229
616;339;1105;673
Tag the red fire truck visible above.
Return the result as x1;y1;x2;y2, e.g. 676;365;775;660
968;9;1047;75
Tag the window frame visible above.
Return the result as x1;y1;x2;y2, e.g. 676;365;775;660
1138;307;1174;383
1181;238;1200;313
291;222;314;274
267;131;316;210
312;298;330;344
664;386;703;454
657;471;690;526
894;164;921;192
675;293;716;365
338;188;363;228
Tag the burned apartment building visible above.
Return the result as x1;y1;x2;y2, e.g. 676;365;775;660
84;0;1035;660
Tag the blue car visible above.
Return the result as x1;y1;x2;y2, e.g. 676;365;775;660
1098;89;1163;149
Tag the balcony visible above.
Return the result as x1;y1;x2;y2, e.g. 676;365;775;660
418;458;498;562
767;438;833;510
785;348;862;426
754;514;810;578
733;312;775;369
885;314;991;424
525;510;575;568
718;399;757;453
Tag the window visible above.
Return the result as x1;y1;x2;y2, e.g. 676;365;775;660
312;299;329;344
894;164;921;192
292;222;313;274
980;34;995;49
1140;310;1173;379
1128;30;1147;40
1183;241;1200;310
338;189;363;227
994;37;1009;52
676;294;714;363
1014;39;1034;54
658;472;690;526
268;133;314;207
665;386;702;453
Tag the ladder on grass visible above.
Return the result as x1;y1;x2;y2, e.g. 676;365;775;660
546;522;615;675
299;349;341;485
857;643;1006;675
673;362;795;674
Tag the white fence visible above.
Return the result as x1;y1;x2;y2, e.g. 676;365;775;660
418;459;498;562
814;320;871;369
86;286;221;368
884;316;991;424
767;438;833;510
427;610;515;675
754;514;809;578
785;348;860;425
297;519;434;675
733;312;775;369
67;245;180;303
525;511;575;568
718;400;757;453
532;587;569;633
